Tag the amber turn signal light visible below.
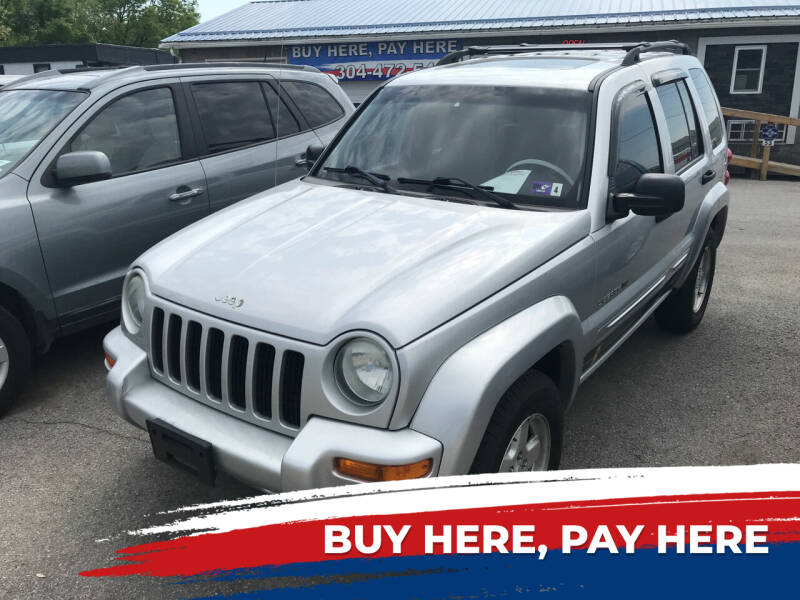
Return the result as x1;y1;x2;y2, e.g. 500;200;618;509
334;458;433;482
104;352;116;369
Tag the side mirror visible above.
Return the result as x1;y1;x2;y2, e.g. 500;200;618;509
55;151;112;187
295;143;325;171
613;173;685;217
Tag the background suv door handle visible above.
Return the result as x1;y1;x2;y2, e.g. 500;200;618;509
169;187;204;203
701;170;716;185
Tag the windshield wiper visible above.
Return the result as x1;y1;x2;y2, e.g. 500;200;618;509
324;166;397;194
396;176;517;210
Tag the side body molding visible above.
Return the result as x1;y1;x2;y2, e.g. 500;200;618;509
410;296;583;476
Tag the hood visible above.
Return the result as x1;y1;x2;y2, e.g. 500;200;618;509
142;181;590;348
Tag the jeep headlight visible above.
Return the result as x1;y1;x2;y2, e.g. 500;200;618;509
121;272;146;336
334;338;394;405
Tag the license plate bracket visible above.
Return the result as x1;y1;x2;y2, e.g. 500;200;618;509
146;419;215;485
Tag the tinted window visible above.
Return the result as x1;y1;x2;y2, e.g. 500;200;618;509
656;82;692;171
689;69;724;147
281;81;344;128
613;92;662;194
192;82;275;153
677;80;703;159
71;87;181;176
261;84;301;137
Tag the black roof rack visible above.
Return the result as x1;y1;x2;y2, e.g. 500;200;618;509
143;61;318;72
436;41;692;67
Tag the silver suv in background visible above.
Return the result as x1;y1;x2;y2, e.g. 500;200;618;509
105;42;729;491
0;63;354;414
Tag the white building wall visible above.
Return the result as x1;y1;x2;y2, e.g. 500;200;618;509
0;61;82;75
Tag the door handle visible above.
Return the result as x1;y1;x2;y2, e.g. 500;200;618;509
169;187;204;202
701;170;716;185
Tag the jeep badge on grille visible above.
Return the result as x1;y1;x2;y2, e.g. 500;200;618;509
215;296;245;308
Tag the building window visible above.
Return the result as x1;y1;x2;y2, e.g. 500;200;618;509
726;120;786;144
33;63;51;73
730;46;766;94
0;65;4;75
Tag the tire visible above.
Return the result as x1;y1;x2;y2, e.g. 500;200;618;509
470;370;564;474
655;239;717;334
0;305;32;417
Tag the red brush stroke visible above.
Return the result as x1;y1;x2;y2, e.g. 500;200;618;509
81;491;800;578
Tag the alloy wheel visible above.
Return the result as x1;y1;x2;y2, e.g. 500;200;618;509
498;413;551;472
693;247;712;313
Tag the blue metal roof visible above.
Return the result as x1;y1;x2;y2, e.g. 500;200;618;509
163;0;800;44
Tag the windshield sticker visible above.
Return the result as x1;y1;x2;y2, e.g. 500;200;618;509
481;170;531;194
531;181;564;197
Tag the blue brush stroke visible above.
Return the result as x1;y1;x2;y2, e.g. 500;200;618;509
187;543;797;599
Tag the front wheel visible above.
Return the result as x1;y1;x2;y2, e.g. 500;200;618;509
656;240;717;334
0;305;32;417
470;370;563;474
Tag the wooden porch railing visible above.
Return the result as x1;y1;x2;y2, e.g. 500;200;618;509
721;107;800;180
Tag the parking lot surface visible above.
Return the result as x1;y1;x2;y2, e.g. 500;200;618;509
0;178;798;598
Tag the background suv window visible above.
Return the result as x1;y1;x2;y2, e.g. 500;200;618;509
613;92;662;194
192;81;275;153
261;84;301;137
689;68;724;148
71;87;181;176
280;81;344;128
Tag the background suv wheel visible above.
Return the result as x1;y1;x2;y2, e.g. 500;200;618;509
0;305;32;417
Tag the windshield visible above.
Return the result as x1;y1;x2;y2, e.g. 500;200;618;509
0;89;86;178
317;84;591;209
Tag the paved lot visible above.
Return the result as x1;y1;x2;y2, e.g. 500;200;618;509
1;178;798;598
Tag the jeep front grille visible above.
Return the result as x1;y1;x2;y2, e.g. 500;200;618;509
149;305;305;434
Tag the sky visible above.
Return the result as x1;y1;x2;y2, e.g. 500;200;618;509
197;0;241;22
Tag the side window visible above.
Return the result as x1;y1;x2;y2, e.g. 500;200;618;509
280;81;344;128
613;92;662;194
71;87;182;176
677;80;703;159
261;84;301;137
192;82;275;153
689;68;724;148
656;82;693;171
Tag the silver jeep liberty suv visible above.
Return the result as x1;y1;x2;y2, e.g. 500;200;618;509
104;42;729;491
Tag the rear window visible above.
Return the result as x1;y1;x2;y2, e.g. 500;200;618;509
689;68;724;148
656;82;694;171
281;81;344;128
261;84;301;137
192;82;275;153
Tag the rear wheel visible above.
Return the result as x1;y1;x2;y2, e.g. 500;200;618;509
470;370;563;474
0;305;32;417
655;239;717;334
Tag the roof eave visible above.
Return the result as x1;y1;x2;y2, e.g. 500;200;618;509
159;16;800;48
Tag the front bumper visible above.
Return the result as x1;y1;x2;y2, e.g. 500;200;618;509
103;327;442;492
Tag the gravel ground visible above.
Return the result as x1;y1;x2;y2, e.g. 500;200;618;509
0;178;797;598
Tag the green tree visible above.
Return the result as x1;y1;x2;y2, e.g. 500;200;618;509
88;0;199;47
0;0;90;45
0;0;198;47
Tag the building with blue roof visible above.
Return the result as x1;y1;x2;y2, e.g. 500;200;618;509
161;1;800;158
